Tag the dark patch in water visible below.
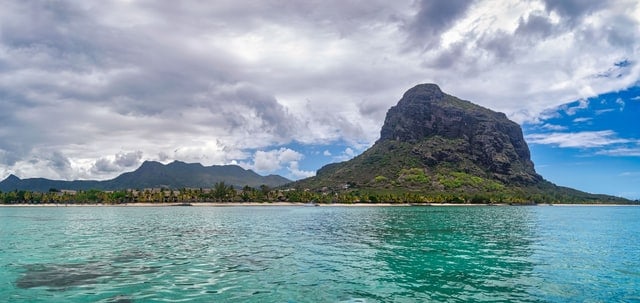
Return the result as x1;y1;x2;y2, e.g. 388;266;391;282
16;263;115;289
15;252;159;290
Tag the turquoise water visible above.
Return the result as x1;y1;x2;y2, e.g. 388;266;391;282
0;206;638;302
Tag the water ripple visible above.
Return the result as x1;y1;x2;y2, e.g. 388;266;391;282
1;206;639;302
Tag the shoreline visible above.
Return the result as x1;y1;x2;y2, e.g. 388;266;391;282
0;202;637;207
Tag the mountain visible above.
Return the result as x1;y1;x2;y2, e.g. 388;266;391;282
0;161;290;192
294;83;629;203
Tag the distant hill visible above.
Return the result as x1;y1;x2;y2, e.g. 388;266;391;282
0;161;290;192
293;83;630;204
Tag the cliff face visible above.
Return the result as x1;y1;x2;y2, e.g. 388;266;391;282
378;83;541;185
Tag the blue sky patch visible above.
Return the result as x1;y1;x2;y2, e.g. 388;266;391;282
524;85;640;199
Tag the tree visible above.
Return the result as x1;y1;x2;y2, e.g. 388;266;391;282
241;185;255;202
213;182;233;201
259;185;271;201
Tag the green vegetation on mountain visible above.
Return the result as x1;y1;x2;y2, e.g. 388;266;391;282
291;83;631;204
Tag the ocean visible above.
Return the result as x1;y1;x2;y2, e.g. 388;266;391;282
1;205;638;302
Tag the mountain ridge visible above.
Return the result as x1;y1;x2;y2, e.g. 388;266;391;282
0;160;290;192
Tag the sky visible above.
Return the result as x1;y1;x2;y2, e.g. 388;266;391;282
0;1;638;199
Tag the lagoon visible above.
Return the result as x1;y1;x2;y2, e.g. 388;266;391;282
1;205;638;302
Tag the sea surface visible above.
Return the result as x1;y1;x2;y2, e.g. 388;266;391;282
0;205;638;302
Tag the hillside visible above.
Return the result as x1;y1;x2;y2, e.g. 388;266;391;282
293;84;630;204
0;161;290;192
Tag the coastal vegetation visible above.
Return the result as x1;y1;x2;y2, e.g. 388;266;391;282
0;182;634;205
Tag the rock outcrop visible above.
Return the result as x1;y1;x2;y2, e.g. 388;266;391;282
379;83;542;185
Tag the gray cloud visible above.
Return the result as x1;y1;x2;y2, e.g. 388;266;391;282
199;83;299;142
48;151;71;171
405;0;475;49
114;151;143;168
543;0;604;24
515;12;555;39
92;158;119;174
92;151;143;174
478;30;516;62
0;149;20;166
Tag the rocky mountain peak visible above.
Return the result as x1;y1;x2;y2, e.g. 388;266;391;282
6;174;20;181
400;83;445;101
377;83;541;184
295;83;546;193
381;84;495;142
1;174;21;185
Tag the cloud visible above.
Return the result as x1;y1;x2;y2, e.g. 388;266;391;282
0;148;21;167
91;151;143;174
0;0;639;180
541;124;568;131
515;11;555;39
242;147;316;179
572;117;593;123
526;130;630;148
288;161;315;179
114;151;143;167
595;108;615;115
92;158;120;174
333;147;357;162
196;83;301;144
404;0;474;49
48;151;70;168
250;148;303;173
564;99;590;115
542;0;606;25
615;98;625;111
597;147;640;157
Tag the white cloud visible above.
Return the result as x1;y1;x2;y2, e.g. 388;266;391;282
615;98;625;111
333;147;357;162
250;148;303;173
595;108;615;115
564;99;590;116
541;123;567;131
244;148;315;179
288;161;315;179
526;130;630;148
597;147;640;157
573;117;593;123
323;150;332;156
277;148;303;163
